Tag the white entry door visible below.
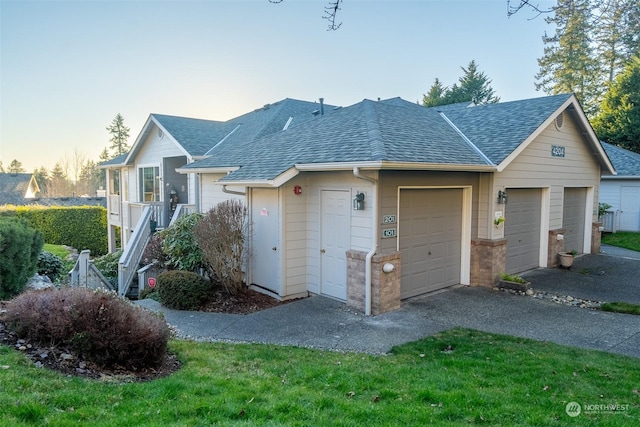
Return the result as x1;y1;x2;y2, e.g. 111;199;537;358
251;188;280;294
320;190;350;301
620;186;640;231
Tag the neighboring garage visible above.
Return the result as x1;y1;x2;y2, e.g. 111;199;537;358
505;188;542;274
563;187;587;253
399;188;463;299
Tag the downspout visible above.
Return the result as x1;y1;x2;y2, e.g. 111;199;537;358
353;167;378;316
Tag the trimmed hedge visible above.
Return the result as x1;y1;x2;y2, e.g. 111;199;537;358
0;205;107;255
0;217;44;298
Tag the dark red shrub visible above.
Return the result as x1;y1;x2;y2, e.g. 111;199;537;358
4;287;170;369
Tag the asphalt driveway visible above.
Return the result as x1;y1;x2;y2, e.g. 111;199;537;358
137;245;640;359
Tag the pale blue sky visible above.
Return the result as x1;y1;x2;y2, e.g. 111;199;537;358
1;0;554;172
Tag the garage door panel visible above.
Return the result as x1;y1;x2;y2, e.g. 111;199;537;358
400;188;463;299
505;189;542;274
563;188;586;253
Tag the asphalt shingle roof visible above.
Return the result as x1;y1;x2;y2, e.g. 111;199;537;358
186;98;492;182
0;173;36;205
433;93;572;164
151;114;233;157
601;142;640;177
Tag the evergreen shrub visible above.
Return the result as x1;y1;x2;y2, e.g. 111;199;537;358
0;217;44;299
37;251;65;283
157;270;212;310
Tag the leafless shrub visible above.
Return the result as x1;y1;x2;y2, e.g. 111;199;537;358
194;200;250;295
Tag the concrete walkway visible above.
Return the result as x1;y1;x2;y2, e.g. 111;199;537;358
137;246;640;359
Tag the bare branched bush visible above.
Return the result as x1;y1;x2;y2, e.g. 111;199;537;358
194;200;250;295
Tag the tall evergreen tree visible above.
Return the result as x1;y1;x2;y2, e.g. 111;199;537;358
32;167;50;197
48;162;72;197
106;113;131;156
0;161;4;173
592;55;640;152
594;0;640;83
423;60;499;107
7;159;26;174
535;0;602;117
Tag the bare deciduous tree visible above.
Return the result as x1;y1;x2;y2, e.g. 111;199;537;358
194;200;251;296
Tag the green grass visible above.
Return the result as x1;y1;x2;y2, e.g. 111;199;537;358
43;243;71;259
601;231;640;252
1;328;638;426
601;302;640;315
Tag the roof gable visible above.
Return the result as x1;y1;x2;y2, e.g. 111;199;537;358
0;173;39;205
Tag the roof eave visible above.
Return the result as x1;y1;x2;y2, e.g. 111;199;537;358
176;166;239;174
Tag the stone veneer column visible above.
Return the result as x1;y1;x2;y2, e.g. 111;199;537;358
548;228;565;268
346;250;402;315
591;222;602;254
470;239;507;287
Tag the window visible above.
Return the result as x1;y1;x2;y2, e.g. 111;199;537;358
111;170;120;195
139;166;160;202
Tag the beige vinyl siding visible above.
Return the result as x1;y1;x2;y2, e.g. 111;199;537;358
496;116;601;230
136;127;186;165
378;171;480;254
281;171;374;297
200;173;244;212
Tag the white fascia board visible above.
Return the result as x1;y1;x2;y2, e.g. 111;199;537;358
215;167;300;188
175;166;239;175
601;175;640;180
295;161;496;172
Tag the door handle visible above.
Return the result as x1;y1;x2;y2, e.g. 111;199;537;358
272;246;277;251
320;249;326;253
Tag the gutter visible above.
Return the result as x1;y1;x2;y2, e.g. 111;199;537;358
222;185;246;196
353;167;378;316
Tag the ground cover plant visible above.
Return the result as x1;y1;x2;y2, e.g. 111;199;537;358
0;328;638;426
601;231;640;252
601;301;640;316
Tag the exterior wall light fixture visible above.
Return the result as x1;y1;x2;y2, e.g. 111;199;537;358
497;190;508;204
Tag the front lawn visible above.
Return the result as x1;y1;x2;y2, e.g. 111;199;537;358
42;243;71;259
1;328;638;426
601;231;640;252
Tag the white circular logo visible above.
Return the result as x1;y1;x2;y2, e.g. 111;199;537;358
566;402;581;417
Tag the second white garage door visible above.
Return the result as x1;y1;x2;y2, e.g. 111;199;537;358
505;188;542;274
399;188;463;299
563;188;586;254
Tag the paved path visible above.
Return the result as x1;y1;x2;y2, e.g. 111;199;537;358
137;247;640;359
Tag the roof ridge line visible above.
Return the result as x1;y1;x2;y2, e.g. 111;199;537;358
438;111;494;166
363;101;386;160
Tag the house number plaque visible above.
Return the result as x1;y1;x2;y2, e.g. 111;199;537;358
382;228;397;238
551;145;565;158
383;215;397;224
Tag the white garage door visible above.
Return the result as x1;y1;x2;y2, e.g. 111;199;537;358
620;186;640;231
399;188;463;299
505;189;542;274
563;188;586;254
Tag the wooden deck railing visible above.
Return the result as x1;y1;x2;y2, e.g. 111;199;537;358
68;250;115;292
118;205;152;297
169;203;197;226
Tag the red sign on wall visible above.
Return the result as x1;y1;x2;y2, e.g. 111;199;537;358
148;277;156;288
